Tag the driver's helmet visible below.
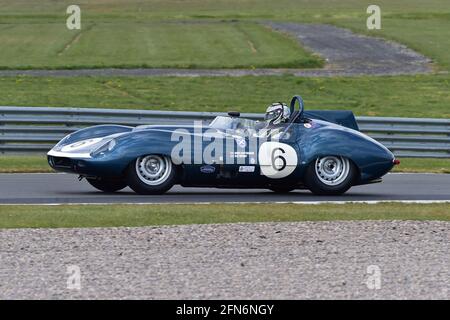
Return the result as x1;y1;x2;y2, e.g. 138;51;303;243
264;102;290;126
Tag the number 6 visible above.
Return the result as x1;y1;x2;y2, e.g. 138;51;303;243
271;147;286;171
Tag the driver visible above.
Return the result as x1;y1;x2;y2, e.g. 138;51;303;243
264;102;291;127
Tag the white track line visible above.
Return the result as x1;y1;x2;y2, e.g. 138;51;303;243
388;172;446;175
0;200;449;206
1;172;446;175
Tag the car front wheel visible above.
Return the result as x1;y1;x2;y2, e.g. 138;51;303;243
304;156;356;195
125;155;176;195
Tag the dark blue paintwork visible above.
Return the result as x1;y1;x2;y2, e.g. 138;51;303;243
47;109;395;189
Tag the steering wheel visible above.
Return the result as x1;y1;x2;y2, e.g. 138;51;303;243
290;95;305;120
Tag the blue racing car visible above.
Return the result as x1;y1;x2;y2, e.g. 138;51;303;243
47;95;399;195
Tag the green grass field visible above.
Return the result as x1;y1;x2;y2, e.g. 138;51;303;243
1;75;449;118
0;0;449;119
1;0;449;21
334;16;450;72
1;0;450;72
0;22;322;69
0;156;53;173
0;203;448;229
0;156;448;174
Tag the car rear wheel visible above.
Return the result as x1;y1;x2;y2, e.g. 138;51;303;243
304;156;356;195
126;155;176;195
86;177;127;193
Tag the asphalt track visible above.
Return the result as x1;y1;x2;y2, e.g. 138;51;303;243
0;173;449;204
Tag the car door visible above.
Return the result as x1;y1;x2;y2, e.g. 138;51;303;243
180;122;302;187
212;123;301;187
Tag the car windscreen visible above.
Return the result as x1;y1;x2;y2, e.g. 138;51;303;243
209;116;257;130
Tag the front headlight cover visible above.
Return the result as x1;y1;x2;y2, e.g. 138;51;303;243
59;137;104;154
90;139;117;157
52;134;73;151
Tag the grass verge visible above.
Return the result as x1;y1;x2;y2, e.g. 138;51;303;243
392;158;450;174
0;156;448;174
0;156;52;173
0;203;449;229
2;75;450;118
0;155;54;173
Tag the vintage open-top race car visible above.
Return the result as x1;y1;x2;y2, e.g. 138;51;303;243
47;95;399;195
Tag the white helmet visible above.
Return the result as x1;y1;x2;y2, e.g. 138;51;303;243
264;102;290;125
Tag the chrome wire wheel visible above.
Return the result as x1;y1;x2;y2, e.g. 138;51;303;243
315;156;350;186
135;155;172;186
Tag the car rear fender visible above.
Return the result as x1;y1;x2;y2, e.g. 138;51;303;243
298;127;394;183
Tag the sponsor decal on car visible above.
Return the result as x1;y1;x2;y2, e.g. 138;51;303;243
200;165;216;174
170;122;298;178
236;137;247;148
239;166;255;173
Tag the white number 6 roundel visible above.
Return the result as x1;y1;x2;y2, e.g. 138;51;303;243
258;142;298;179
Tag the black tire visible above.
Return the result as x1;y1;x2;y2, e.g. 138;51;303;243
304;156;357;195
125;155;176;195
86;177;127;193
269;186;296;193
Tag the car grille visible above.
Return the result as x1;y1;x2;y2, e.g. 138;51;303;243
48;156;72;168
